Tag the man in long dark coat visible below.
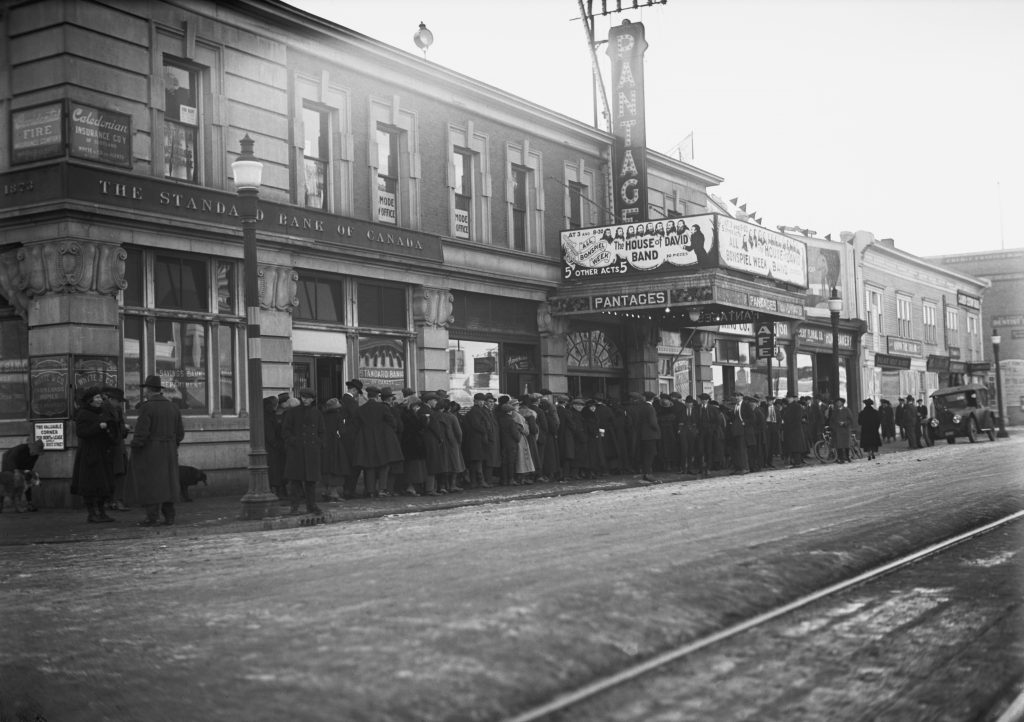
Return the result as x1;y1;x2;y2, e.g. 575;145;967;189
463;393;494;488
781;393;809;467
353;385;403;498
130;375;185;526
282;387;325;514
695;393;723;477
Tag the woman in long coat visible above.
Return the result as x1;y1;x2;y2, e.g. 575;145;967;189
352;385;403;498
858;399;883;460
282;388;325;514
879;399;896;443
71;387;119;523
320;398;351;501
828;397;856;463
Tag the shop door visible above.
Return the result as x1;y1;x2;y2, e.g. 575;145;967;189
293;354;345;402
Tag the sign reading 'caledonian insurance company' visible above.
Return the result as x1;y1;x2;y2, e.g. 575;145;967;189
41;165;443;261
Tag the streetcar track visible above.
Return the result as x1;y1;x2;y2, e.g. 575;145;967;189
505;510;1024;722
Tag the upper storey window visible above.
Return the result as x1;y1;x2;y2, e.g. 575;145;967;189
303;106;330;210
163;61;200;183
376;126;400;225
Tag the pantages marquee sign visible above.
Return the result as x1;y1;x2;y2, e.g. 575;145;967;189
606;20;648;225
561;212;808;287
1;164;443;261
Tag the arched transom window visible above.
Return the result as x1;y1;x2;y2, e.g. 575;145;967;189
567;330;623;370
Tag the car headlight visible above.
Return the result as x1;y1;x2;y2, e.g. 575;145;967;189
930;418;939;427
952;414;961;424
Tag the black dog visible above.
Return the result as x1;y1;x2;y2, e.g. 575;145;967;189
179;465;207;502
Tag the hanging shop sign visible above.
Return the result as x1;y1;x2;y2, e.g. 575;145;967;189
948;361;967;374
887;337;922;356
11;102;64;164
956;291;981;311
561;213;807;288
755;323;776;359
716;216;808;287
592;290;668;311
874;353;911;370
606;21;648;224
926;355;950;372
797;326;854;350
68;102;132;167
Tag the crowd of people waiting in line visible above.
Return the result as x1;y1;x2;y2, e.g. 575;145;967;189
262;379;930;515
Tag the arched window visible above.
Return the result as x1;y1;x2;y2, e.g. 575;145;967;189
567;330;622;370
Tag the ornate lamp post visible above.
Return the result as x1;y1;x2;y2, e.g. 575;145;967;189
232;135;277;519
992;328;1010;438
828;287;842;401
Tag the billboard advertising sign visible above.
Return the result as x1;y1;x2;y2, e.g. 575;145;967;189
606;21;648;224
561;213;807;288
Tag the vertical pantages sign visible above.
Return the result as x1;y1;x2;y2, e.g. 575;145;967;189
606;20;648;225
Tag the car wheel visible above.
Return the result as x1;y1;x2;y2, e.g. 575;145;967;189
966;417;978;443
986;425;996;441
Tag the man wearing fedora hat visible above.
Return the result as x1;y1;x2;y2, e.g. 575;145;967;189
130;375;185;526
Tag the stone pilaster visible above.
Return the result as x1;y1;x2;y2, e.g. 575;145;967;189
11;239;125;357
412;286;453;392
623;320;660;396
537;301;569;395
254;264;299;399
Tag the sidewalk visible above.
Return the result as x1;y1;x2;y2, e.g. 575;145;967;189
0;441;925;546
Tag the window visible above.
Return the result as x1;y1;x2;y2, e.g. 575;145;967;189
294;275;345;323
946;307;959;333
923;303;937;344
0;315;29;420
122;247;241;415
866;288;882;337
358;282;407;329
302;105;330;209
568;181;586;230
163;60;199;182
376;126;400;225
512;165;528;250
897;295;913;338
967;314;979;337
155;255;207;312
453;148;473;239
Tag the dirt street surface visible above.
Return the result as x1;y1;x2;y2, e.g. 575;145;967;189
1;437;1021;722
551;517;1024;721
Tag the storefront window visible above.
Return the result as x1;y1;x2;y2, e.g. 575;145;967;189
358;282;406;329
358;336;406;389
218;324;236;413
796;353;814;397
155;319;208;413
295;275;344;323
0;316;29;420
448;339;499;406
123;247;239;416
123;316;144;409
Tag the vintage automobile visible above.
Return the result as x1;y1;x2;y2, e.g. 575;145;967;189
929;384;998;443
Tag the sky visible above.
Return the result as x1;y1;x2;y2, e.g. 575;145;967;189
288;0;1024;258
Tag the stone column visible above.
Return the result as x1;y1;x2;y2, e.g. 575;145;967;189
623;320;660;396
15;240;125;358
412;286;453;393
3;239;126;506
254;264;299;402
537;301;570;395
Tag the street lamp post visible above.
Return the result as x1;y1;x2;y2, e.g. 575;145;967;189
992;329;1010;438
232;135;277;520
828;287;842;402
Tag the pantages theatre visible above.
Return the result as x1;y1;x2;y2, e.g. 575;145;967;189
0;1;857;505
